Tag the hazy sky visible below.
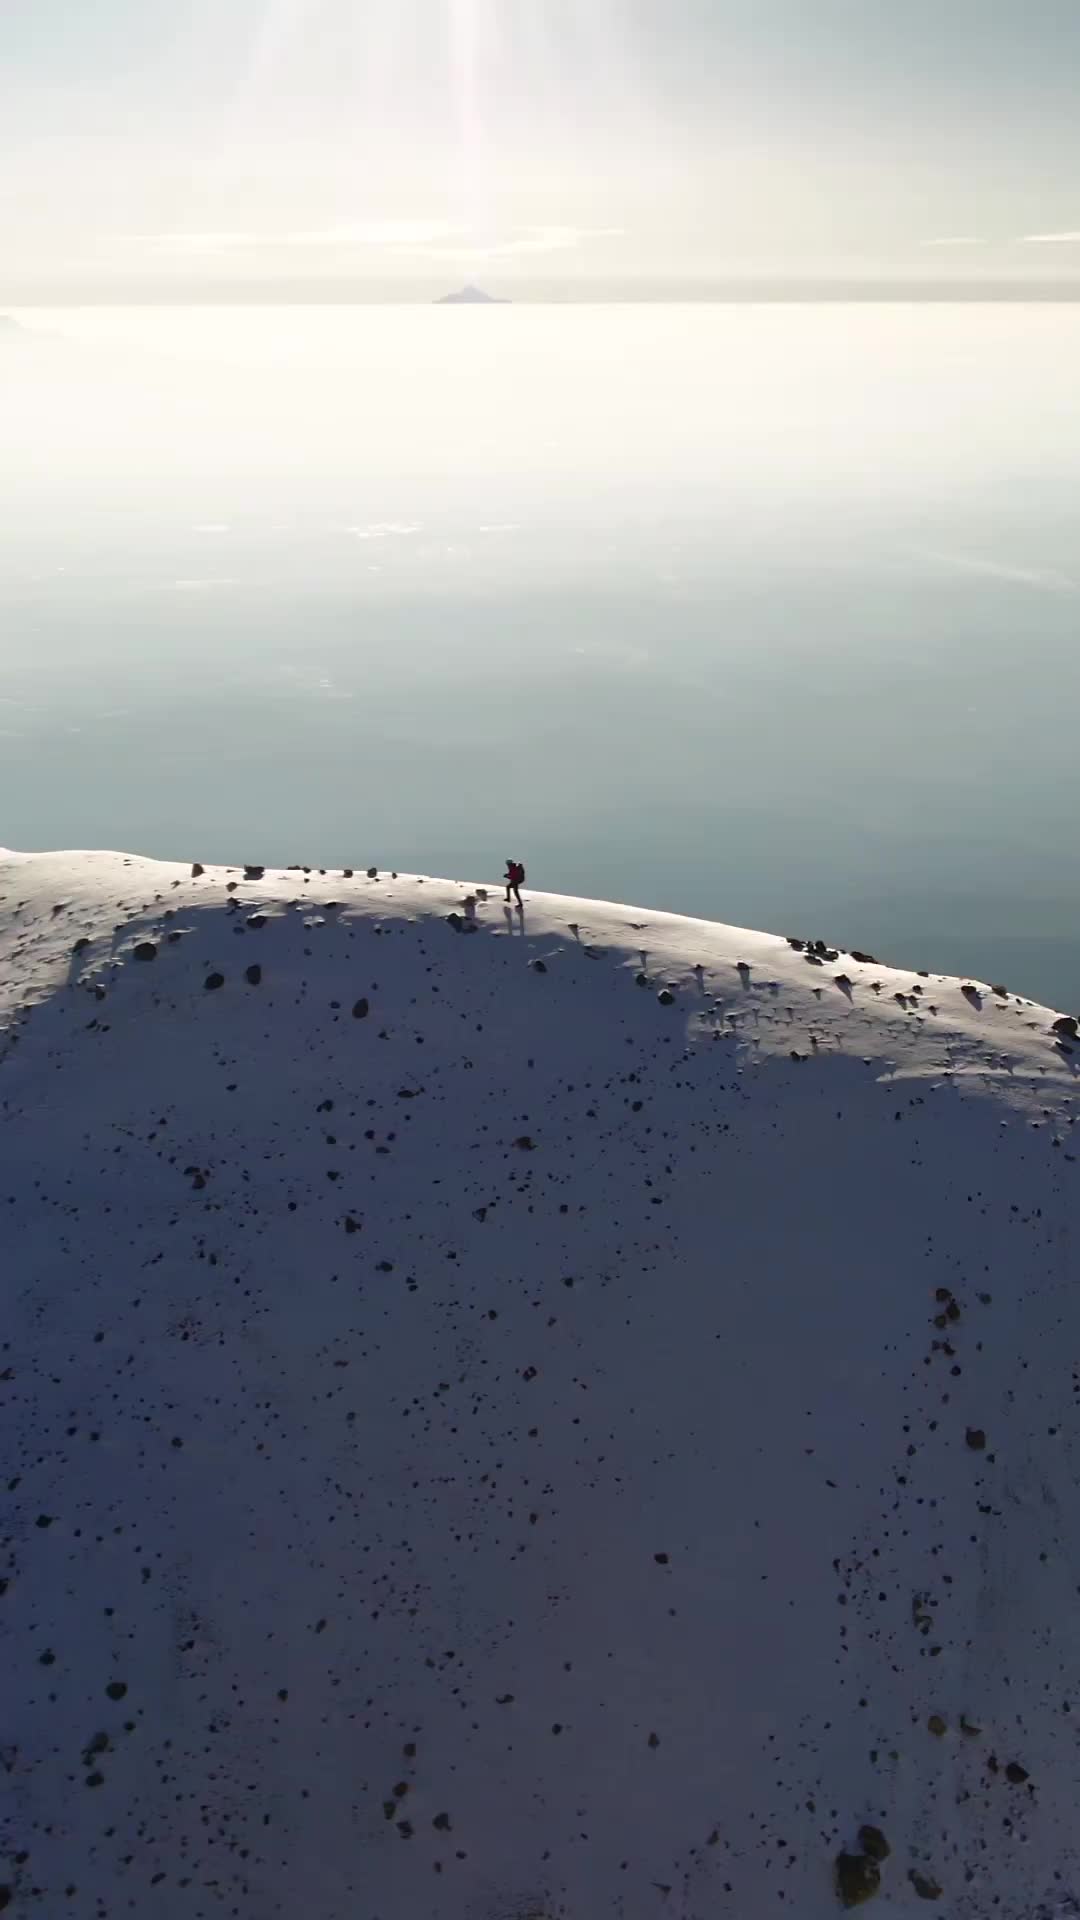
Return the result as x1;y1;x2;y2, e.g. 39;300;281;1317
5;0;1080;292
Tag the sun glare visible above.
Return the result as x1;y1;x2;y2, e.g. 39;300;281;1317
447;0;495;243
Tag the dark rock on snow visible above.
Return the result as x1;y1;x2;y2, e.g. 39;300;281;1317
909;1868;943;1900
835;1850;881;1906
858;1825;890;1862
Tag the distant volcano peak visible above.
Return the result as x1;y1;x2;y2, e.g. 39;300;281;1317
436;284;509;304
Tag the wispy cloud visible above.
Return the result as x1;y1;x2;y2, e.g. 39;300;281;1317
144;221;463;257
923;235;986;248
405;225;625;263
342;522;421;540
1017;230;1080;245
134;223;622;263
147;232;263;257
926;550;1077;593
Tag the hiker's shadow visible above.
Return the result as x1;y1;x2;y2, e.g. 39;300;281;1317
503;905;526;936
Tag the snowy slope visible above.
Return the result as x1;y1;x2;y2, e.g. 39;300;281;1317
1;849;1078;1920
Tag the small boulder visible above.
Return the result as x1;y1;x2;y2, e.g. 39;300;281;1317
367;867;378;879
531;959;547;974
204;972;225;992
1052;1014;1078;1038
72;936;91;954
244;865;265;881
657;988;675;1006
191;863;204;878
245;964;262;986
132;942;157;962
352;998;369;1020
908;1869;942;1901
965;1427;986;1451
858;1826;890;1863
247;913;267;929
835;1851;880;1908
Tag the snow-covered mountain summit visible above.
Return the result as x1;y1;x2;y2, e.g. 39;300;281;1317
2;849;1077;1919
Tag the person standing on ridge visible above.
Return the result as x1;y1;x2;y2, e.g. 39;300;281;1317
504;858;525;909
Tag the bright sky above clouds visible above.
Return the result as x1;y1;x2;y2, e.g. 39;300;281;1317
5;0;1080;290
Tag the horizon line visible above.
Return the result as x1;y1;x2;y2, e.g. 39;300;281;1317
8;272;1080;308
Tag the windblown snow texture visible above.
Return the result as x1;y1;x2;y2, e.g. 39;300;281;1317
2;851;1078;1919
